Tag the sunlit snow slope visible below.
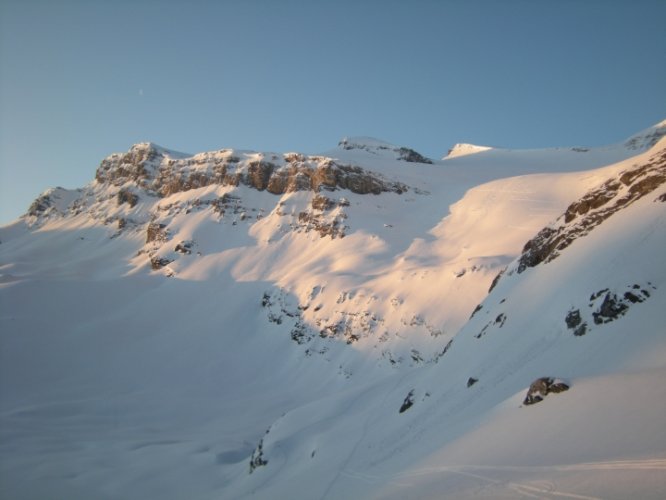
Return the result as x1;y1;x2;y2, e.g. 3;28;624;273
1;121;665;499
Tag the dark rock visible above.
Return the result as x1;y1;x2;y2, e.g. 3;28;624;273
174;241;193;254
290;322;312;344
516;151;666;273
565;309;582;329
117;188;139;208
146;222;168;243
267;313;282;325
397;147;433;164
297;211;346;239
563;179;620;223
346;333;360;344
488;268;505;293
249;438;268;473
592;292;629;324
474;322;491;339
469;304;482;319
434;339;453;362
245;160;275;191
266;172;288;194
573;323;587;337
311;195;335;211
590;289;609;301
27;191;60;217
623;291;644;304
150;256;172;270
516;227;559;273
624;127;666;150
95;146;155;185
523;377;569;406
399;390;415;413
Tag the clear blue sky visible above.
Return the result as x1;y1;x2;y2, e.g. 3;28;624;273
1;0;665;224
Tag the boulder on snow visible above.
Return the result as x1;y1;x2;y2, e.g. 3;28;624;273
150;256;172;270
399;389;415;413
174;240;194;254
523;377;569;406
565;308;588;336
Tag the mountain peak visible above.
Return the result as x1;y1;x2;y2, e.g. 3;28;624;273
623;119;666;151
337;136;433;164
444;143;493;159
128;142;190;159
337;136;397;151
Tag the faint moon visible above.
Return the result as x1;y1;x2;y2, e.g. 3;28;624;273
139;89;144;96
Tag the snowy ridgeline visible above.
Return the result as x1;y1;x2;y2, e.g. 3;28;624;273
1;122;665;499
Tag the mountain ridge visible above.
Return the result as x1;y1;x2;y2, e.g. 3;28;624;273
1;121;665;499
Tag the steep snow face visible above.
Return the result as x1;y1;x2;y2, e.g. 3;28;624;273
1;124;665;499
513;143;666;274
223;136;666;500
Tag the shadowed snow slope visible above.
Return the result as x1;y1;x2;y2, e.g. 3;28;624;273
1;122;665;499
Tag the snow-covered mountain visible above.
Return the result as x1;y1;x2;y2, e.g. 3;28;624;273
1;121;665;499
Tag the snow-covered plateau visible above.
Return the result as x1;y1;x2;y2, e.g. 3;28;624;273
1;121;665;499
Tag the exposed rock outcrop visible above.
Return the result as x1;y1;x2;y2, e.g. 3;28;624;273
146;222;168;243
297;211;347;239
174;241;194;255
523;377;569;405
565;309;587;336
27;192;57;217
563;283;654;336
26;187;79;218
150;256;172;270
399;390;415;413
338;137;432;164
95;143;163;186
624;120;666;151
95;143;409;199
248;438;268;473
117;188;139;208
516;149;666;273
